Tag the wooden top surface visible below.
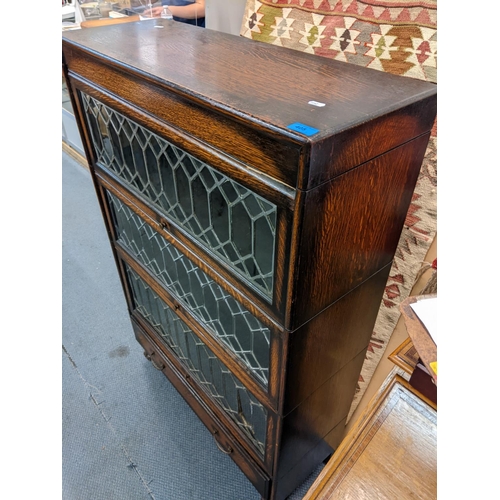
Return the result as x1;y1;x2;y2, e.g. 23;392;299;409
62;19;436;143
304;370;436;500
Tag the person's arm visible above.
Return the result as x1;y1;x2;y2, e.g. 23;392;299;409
148;1;205;19
168;0;205;20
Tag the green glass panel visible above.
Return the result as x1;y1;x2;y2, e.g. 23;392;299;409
81;92;277;300
108;192;271;387
126;265;267;457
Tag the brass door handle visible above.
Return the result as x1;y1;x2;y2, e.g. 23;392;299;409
212;430;233;455
144;351;165;371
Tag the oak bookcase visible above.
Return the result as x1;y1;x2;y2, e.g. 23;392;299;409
62;19;436;500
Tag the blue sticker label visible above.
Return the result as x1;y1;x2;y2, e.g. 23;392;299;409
287;122;320;136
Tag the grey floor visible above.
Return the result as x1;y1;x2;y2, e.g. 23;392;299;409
62;149;323;499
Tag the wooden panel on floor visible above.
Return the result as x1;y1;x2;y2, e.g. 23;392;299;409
303;368;436;500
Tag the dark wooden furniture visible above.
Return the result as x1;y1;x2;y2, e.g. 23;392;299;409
303;369;437;500
62;19;437;500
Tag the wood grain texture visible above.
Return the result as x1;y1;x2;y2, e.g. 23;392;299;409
284;264;392;415
62;20;436;189
69;75;297;206
64;49;303;189
62;21;436;138
303;371;436;500
305;95;436;190
289;133;431;328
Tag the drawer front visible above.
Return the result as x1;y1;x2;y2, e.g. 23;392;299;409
126;263;268;459
107;189;272;389
81;91;278;302
135;321;271;498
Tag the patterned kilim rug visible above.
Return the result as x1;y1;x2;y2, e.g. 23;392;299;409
240;0;437;421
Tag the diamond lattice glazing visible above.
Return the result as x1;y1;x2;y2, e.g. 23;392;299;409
107;191;271;387
126;265;267;456
81;92;277;299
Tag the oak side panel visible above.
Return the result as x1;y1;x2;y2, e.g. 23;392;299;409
307;95;436;189
276;350;367;484
283;263;392;415
290;133;431;328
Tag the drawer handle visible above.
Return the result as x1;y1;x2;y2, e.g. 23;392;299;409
212;431;233;455
144;351;165;371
